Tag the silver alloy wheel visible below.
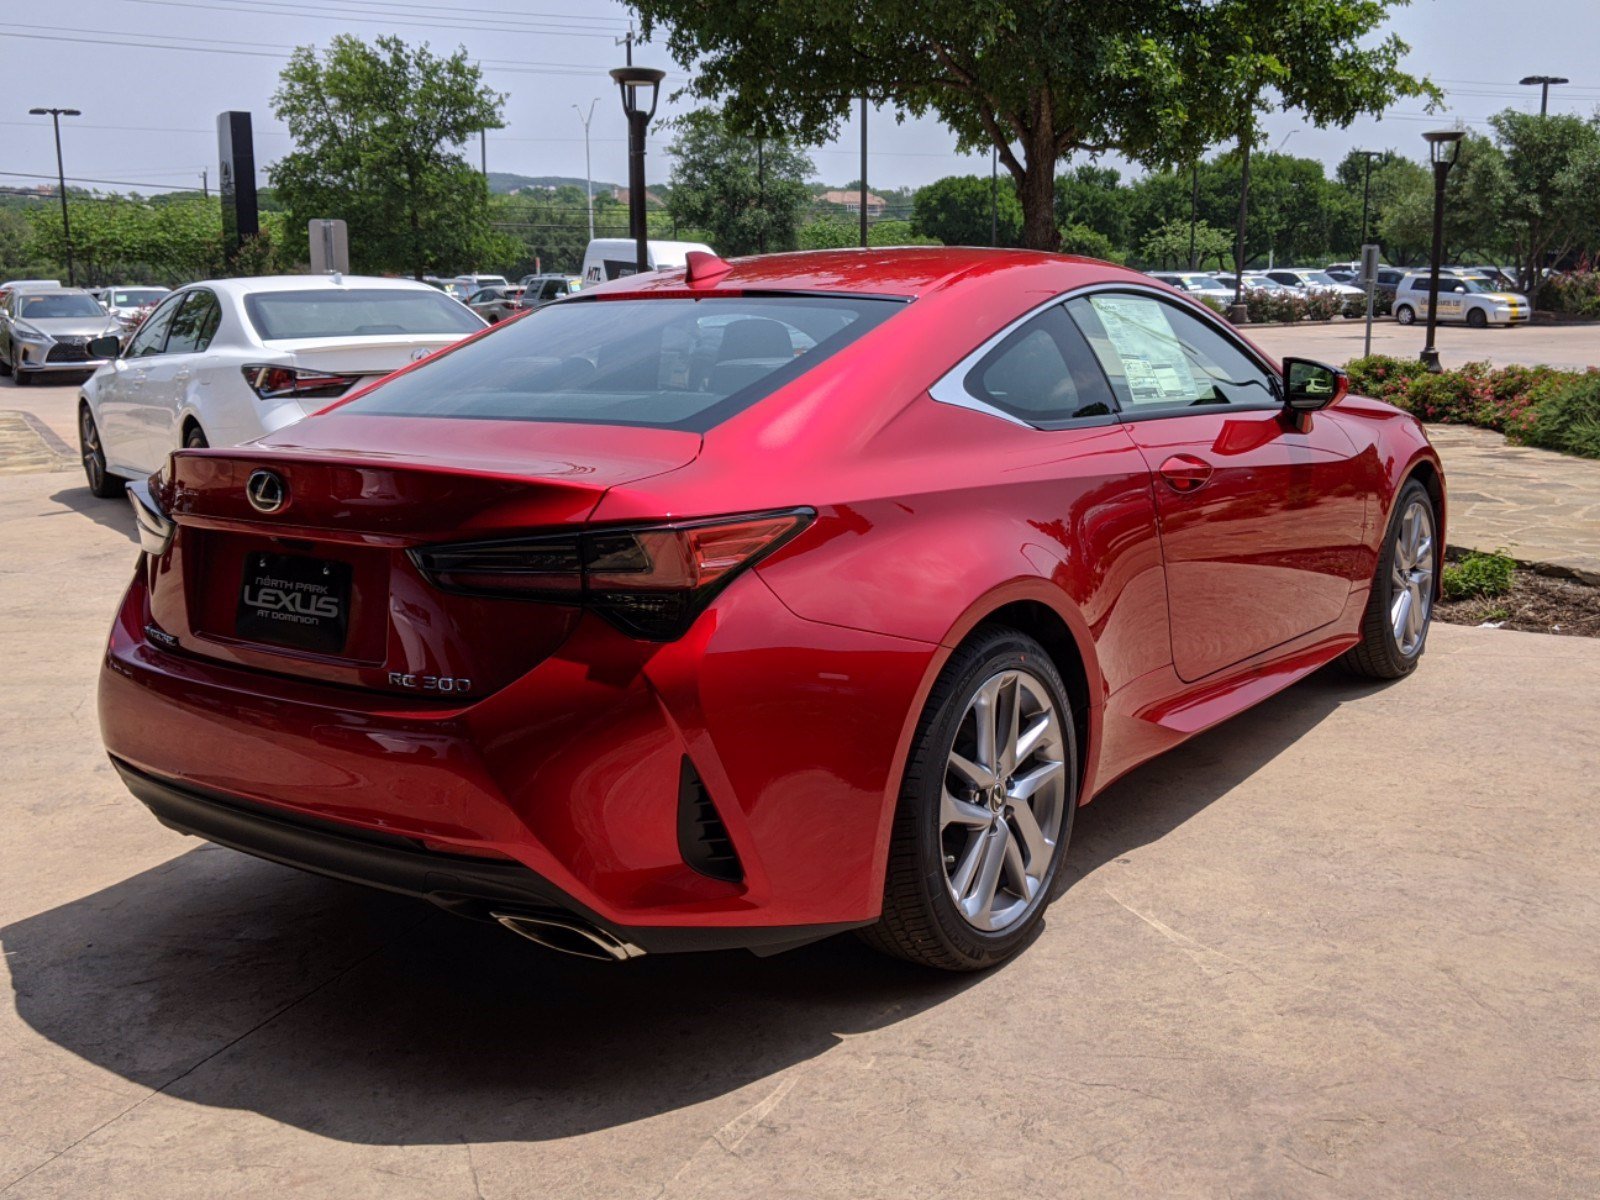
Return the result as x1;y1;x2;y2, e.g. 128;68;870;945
941;668;1067;932
80;406;105;491
1390;497;1435;657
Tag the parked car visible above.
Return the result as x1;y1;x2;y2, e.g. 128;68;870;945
1215;271;1291;293
99;248;1445;972
0;277;61;306
465;285;526;323
518;273;582;307
1372;267;1409;302
454;273;509;292
1148;272;1234;303
0;286;123;385
76;274;487;497
581;238;714;286
1262;268;1365;299
91;285;173;329
1391;273;1531;328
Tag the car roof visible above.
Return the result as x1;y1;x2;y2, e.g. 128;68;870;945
177;274;448;297
581;247;1154;302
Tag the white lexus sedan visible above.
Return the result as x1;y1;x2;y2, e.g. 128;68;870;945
77;275;486;497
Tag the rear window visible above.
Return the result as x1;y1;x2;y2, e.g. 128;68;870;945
244;288;483;341
338;295;903;432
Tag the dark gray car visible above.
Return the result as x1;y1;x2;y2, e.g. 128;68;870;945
0;287;122;385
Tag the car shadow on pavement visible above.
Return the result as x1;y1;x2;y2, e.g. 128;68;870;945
48;485;136;545
0;665;1386;1146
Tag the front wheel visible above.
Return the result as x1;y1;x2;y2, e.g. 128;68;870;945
79;404;123;499
1341;478;1437;679
183;424;208;449
860;626;1077;970
1394;304;1415;326
1466;308;1488;328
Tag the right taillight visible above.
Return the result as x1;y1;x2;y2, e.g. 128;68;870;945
241;363;361;401
409;509;813;641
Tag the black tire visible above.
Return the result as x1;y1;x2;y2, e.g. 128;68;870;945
13;368;32;387
1394;304;1415;326
183;424;209;449
1341;478;1437;679
859;625;1078;971
0;350;11;377
1466;308;1488;328
79;403;123;499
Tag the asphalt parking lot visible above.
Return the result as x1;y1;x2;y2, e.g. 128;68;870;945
2;375;1599;1197
1248;317;1600;372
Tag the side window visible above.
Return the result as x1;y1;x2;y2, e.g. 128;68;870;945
961;304;1117;425
1066;293;1277;414
164;290;221;355
541;280;564;300
126;293;185;358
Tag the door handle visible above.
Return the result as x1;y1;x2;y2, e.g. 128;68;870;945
1158;454;1214;494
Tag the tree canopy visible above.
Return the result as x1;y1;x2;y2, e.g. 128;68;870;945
664;110;815;256
629;0;1431;251
268;35;508;278
911;174;1021;247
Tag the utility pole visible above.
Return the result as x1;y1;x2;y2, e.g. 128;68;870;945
756;137;766;253
479;128;487;178
200;168;208;199
990;145;998;247
1188;161;1199;270
28;107;81;286
1519;74;1569;117
858;95;868;249
572;99;598;242
616;22;635;66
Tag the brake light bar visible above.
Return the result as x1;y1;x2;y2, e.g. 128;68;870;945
410;509;813;640
241;363;362;401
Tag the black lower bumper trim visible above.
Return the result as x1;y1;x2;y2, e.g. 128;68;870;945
110;757;869;956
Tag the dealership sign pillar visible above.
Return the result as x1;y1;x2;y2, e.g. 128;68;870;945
216;111;260;258
308;219;350;275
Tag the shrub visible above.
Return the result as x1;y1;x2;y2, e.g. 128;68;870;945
1522;369;1600;459
1442;550;1516;601
1302;290;1342;322
1344;355;1429;402
1538;263;1600;317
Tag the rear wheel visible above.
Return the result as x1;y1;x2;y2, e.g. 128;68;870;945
1342;478;1437;679
1466;308;1488;328
79;404;123;499
860;626;1076;970
1394;304;1415;326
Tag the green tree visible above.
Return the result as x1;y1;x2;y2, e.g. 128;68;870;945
1334;148;1429;259
22;194;281;285
1378;132;1509;267
1058;222;1124;263
632;0;1430;252
492;186;629;277
866;219;939;247
797;216;857;250
1053;164;1130;251
1487;110;1600;292
1138;218;1231;270
268;35;506;278
664;109;815;255
911;175;1021;247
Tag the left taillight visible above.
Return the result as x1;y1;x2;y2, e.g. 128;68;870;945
127;477;173;558
241;363;361;401
410;509;813;641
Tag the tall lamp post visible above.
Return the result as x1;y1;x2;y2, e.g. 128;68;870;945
572;98;598;243
1354;149;1381;249
1419;128;1463;374
609;66;665;275
28;107;81;286
1518;74;1568;117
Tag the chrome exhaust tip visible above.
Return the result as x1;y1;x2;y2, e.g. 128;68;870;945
492;912;645;962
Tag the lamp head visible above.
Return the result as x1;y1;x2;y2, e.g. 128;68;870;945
610;66;666;121
1423;128;1464;166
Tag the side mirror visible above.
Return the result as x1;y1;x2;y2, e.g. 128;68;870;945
1282;357;1348;412
87;335;122;360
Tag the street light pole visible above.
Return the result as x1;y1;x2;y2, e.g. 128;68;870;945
28;106;81;286
610;65;665;275
1355;149;1381;249
1519;74;1569;117
572;99;598;243
1419;128;1464;374
990;145;998;247
858;95;868;249
1188;161;1199;270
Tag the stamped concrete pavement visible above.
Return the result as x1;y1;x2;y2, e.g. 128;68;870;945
1;374;1598;1197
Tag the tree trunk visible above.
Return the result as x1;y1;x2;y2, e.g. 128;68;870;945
1017;157;1059;252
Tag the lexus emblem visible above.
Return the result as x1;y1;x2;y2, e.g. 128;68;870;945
246;469;287;514
410;347;431;363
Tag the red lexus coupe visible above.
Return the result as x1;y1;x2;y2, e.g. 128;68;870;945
100;248;1444;970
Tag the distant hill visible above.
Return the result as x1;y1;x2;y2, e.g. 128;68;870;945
488;172;619;195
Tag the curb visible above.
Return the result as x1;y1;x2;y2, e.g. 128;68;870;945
1445;543;1600;589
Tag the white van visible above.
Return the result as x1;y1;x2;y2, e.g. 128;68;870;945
580;239;715;286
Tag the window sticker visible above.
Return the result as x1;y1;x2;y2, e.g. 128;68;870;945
1087;295;1201;405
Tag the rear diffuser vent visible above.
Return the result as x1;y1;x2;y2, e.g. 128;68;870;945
677;757;743;883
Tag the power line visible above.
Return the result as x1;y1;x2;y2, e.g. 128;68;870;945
118;0;628;39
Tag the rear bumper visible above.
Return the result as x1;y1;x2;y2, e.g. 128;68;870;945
101;565;937;938
113;757;865;954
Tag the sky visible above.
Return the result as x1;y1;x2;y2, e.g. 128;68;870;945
2;0;1598;200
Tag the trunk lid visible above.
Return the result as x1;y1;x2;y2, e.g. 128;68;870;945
146;415;699;696
268;333;472;376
